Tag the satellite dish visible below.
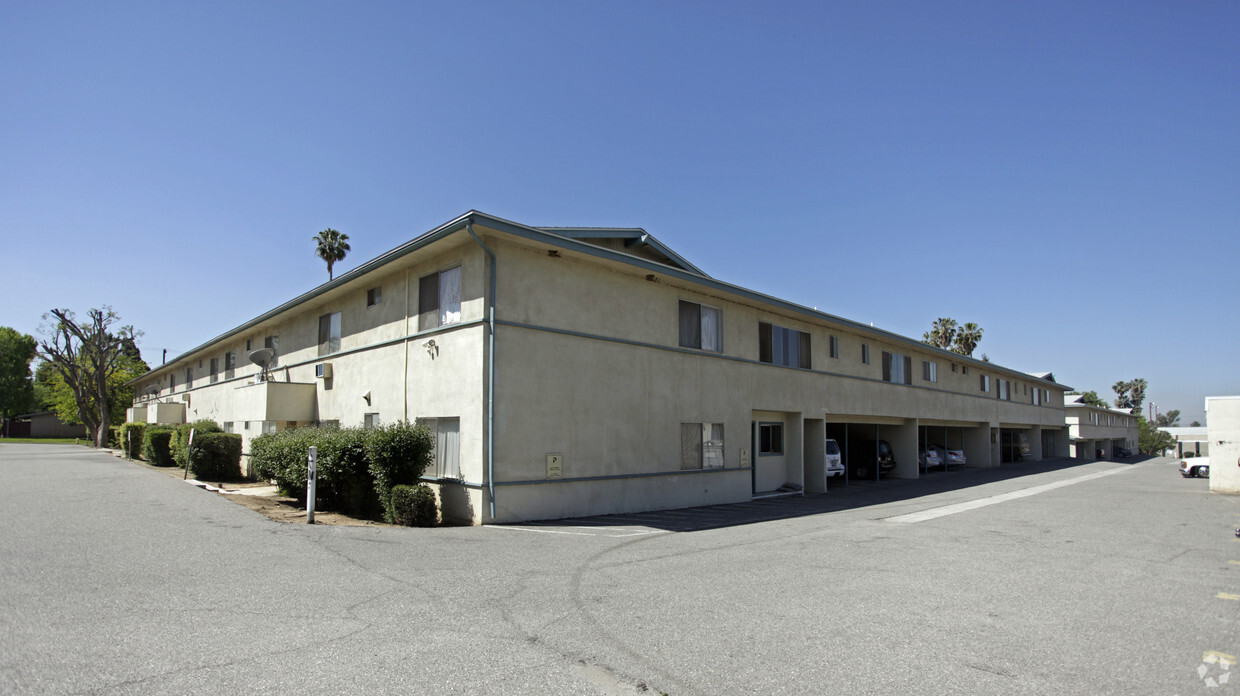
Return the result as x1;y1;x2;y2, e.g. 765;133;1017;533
248;348;276;382
144;384;161;402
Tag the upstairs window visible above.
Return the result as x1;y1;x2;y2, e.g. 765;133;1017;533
418;266;461;331
264;335;279;366
882;352;912;385
224;351;236;379
862;343;870;365
318;312;342;356
367;286;382;307
829;335;839;359
923;360;938;383
678;301;722;352
980;375;991;392
185;367;193;389
759;322;811;369
209;358;219;384
1033;388;1042;406
998;379;1011;400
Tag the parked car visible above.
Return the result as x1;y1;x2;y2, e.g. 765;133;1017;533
919;447;942;471
848;439;897;479
825;438;845;478
932;445;966;468
1114;446;1133;458
1180;457;1210;478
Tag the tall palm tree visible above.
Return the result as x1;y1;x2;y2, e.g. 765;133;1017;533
313;228;350;281
952;322;983;357
922;317;958;350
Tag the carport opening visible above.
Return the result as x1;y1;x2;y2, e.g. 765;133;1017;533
826;422;897;486
917;425;967;474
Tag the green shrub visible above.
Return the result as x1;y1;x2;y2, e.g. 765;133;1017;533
250;425;383;518
108;426;122;449
118;422;147;459
188;432;242;481
171;419;223;469
390;484;438;527
365;421;435;523
142;428;176;467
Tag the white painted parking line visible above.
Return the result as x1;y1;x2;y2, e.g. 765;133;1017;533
486;525;665;538
886;465;1140;524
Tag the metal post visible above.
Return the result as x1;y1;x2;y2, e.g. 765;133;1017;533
307;446;317;524
183;428;195;480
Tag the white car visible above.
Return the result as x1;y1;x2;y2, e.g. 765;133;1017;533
825;438;845;478
1180;457;1210;478
919;448;942;471
933;445;966;468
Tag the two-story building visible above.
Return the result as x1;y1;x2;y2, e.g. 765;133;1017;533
1063;395;1139;459
129;211;1071;524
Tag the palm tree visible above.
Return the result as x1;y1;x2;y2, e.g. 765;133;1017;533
952;322;983;357
922;317;958;350
313;228;350;281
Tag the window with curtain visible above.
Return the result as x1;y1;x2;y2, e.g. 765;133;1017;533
758;322;811;369
882;352;912;385
264;335;279;366
420;417;461;479
681;422;725;470
318;312;341;356
923;360;937;382
418;266;462;330
679;301;722;352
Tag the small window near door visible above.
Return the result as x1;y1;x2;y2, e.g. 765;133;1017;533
681;422;725;469
758;422;784;456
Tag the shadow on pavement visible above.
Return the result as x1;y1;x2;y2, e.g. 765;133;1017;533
511;455;1160;533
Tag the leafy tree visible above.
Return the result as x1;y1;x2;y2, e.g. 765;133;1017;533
952;322;983;357
37;308;146;448
313;228;350;281
1069;390;1110;408
1112;379;1147;415
1138;418;1176;456
1155;410;1181;428
922;317;958;350
1190;420;1201;427
0;327;38;427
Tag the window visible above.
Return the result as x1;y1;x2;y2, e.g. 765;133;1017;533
418;266;462;331
923;360;938;382
246;338;253;351
829;335;839;359
185;367;193;389
367;286;382;307
264;335;279;366
882;351;912;385
222;422;234;434
209;358;219;384
170;373;177;391
363;413;380;429
681;422;725;470
224;351;235;379
951;363;958;373
1033;388;1042;406
420;417;461;479
1043;389;1050;404
862;343;870;365
962;365;969;375
758;422;784;456
980;375;990;392
758;322;811;369
678;301;722;352
998;379;1011;400
318;312;341;356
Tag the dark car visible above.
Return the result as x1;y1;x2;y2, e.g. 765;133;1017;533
1113;446;1133;458
848;439;897;479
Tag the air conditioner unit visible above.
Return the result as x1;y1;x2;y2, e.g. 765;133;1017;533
315;363;332;379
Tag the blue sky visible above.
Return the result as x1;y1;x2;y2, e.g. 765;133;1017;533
2;1;1236;424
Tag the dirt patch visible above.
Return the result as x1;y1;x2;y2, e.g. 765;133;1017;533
128;454;392;527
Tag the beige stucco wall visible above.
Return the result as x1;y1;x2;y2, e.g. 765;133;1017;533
1207;397;1240;494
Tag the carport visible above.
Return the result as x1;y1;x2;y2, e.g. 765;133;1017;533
826;416;916;484
917;421;972;474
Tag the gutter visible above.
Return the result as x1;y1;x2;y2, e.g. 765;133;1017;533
466;220;498;520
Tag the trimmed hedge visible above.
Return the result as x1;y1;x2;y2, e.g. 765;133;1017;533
108;426;122;449
118;422;147;459
250;421;434;521
188;432;243;481
390;484;438;526
171;419;223;470
142;428;176;467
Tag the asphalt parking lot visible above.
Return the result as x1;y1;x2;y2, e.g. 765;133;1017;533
1;444;1236;695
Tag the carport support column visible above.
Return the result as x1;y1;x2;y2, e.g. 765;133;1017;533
1030;425;1043;461
803;419;826;493
889;418;919;479
963;422;993;468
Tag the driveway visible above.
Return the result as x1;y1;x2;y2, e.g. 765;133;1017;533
1;444;1235;695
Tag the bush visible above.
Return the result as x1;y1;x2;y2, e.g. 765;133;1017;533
117;422;147;459
171;419;223;469
365;421;435;523
188;432;243;481
390;484;438;527
142;428;176;467
108;426;121;449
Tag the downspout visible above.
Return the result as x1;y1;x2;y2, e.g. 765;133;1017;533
403;267;411;422
466;221;498;520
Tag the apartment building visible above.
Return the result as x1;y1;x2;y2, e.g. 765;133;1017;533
129;211;1071;524
1063;395;1139;459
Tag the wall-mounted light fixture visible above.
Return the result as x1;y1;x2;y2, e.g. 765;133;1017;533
423;339;438;358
